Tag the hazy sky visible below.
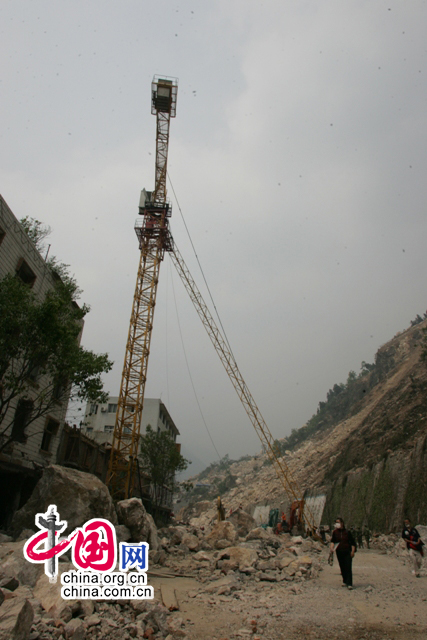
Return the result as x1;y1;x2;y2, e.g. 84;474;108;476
2;1;427;472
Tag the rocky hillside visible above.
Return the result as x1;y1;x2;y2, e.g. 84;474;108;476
178;319;427;533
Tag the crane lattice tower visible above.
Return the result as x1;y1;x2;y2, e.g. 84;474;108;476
107;76;178;500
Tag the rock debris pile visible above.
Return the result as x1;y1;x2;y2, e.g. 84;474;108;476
159;520;323;586
0;467;325;640
369;526;427;575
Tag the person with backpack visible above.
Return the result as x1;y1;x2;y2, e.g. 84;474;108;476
402;517;424;577
329;516;357;589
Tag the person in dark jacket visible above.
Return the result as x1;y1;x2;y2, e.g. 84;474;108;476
402;518;424;577
329;516;356;589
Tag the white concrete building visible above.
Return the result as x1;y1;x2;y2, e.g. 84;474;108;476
82;397;180;446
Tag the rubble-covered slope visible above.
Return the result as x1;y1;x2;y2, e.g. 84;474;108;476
180;320;427;532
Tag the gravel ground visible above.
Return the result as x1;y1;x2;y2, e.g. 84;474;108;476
150;549;427;639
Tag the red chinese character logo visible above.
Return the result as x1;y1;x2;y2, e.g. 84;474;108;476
73;519;116;572
24;509;117;581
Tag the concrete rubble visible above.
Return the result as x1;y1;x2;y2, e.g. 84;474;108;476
0;467;327;639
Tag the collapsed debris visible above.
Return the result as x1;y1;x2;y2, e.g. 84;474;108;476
0;467;326;639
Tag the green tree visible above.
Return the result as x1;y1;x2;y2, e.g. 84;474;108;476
20;216;51;252
360;361;375;376
139;425;190;515
20;216;82;301
346;370;358;386
0;273;112;452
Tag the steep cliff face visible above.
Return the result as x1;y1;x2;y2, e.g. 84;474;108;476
183;320;427;532
317;321;427;530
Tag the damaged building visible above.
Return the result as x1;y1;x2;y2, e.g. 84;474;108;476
0;196;78;528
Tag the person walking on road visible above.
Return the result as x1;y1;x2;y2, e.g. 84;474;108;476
402;517;424;577
329;517;356;589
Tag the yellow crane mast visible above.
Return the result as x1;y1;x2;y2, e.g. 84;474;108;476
107;75;314;530
107;76;178;500
170;244;316;531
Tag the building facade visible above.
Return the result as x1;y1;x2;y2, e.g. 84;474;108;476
82;396;179;445
0;195;74;526
83;396;180;511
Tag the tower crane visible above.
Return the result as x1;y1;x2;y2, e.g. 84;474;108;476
107;75;315;531
170;245;315;531
107;76;177;500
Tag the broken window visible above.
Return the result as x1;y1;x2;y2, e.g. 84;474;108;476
11;399;34;443
0;227;5;246
104;425;114;433
40;417;60;452
16;258;36;287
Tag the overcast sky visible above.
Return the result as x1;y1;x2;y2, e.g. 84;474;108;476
2;1;427;473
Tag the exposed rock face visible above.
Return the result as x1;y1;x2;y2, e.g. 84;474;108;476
11;465;117;537
182;319;427;533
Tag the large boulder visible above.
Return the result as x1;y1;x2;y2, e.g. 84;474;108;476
146;514;160;551
116;498;159;550
245;527;277;544
217;546;258;571
11;465;117;537
32;564;78;618
181;532;200;552
0;541;43;588
0;593;33;640
206;521;238;550
227;509;256;536
168;526;186;546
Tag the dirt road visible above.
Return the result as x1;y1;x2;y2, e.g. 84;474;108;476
149;549;427;639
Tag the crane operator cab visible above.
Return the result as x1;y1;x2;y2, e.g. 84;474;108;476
151;77;177;117
135;188;173;254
